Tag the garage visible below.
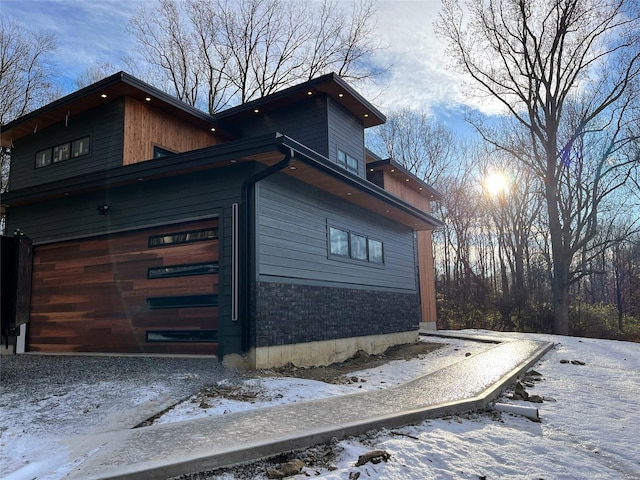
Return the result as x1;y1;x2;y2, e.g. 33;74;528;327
28;218;219;355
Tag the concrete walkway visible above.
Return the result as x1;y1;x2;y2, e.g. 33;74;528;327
67;333;554;480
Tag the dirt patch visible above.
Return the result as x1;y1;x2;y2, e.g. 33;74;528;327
253;341;443;385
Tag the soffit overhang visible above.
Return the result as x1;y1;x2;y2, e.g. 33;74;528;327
2;133;442;231
366;158;443;201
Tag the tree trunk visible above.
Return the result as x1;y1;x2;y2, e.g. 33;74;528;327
545;145;570;336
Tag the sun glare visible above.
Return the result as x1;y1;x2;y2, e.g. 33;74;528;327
484;172;510;197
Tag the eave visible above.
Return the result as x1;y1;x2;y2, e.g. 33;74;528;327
0;72;228;148
366;158;443;201
214;73;385;129
2;132;443;231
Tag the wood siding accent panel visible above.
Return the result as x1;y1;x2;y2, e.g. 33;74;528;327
256;174;417;292
381;172;432;212
28;219;219;354
122;97;217;166
417;230;437;323
327;97;365;177
8;100;125;191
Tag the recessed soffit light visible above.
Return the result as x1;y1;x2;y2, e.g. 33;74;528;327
145;97;151;102
254;108;260;113
100;93;108;98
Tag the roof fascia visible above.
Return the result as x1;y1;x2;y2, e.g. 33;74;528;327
214;73;385;127
367;158;443;201
1;72;218;138
280;136;444;229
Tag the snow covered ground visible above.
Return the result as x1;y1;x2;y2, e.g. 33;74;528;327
1;331;639;479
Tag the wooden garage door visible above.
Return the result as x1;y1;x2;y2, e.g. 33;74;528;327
28;219;219;355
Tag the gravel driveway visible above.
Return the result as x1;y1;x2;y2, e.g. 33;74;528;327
1;354;234;437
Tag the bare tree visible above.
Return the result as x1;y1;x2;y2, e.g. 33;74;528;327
76;61;120;89
0;16;57;200
374;109;455;186
437;0;640;335
128;0;384;113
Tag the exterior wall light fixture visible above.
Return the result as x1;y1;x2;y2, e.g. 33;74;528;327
96;204;111;215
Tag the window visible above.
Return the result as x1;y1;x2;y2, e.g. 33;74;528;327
368;238;384;263
350;233;367;260
147;294;218;309
35;136;91;168
328;224;384;264
329;227;349;256
35;149;52;168
337;149;358;173
153;146;174;158
53;143;70;163
72;137;90;157
148;227;218;248
148;262;218;279
146;330;217;343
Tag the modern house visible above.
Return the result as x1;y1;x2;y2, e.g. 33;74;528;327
0;72;442;368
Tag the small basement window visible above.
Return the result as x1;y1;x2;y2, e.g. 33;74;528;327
146;330;217;342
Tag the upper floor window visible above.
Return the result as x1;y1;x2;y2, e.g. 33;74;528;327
337;149;358;173
35;136;90;168
153;146;174;158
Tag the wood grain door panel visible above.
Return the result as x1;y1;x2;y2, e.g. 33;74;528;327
29;219;219;355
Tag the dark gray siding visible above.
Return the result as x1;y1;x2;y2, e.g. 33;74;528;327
6;162;254;357
233;97;329;157
327;97;365;177
255;173;417;293
8;100;125;191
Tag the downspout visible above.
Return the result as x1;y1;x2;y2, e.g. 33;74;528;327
239;148;293;353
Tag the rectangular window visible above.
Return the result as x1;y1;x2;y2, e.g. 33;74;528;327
337;149;358;173
53;143;70;163
35;136;91;169
148;262;218;279
146;330;217;343
368;238;384;263
147;294;218;309
328;224;384;264
35;149;52;168
346;154;358;172
350;233;367;260
148;227;218;248
337;150;347;167
72;137;90;157
329;227;349;256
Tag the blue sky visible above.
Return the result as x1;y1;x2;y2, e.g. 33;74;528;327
1;0;487;136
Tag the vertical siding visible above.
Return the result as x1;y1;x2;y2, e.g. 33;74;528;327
327;97;365;177
8;100;125;191
232;97;329;156
122;97;218;165
255;173;417;292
